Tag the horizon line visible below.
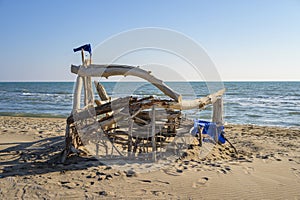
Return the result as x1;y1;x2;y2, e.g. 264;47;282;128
0;80;299;83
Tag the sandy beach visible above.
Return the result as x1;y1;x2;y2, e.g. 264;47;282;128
0;116;299;199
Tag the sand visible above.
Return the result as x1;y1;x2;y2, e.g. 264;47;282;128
0;116;300;199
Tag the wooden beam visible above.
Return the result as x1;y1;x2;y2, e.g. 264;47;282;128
71;64;182;102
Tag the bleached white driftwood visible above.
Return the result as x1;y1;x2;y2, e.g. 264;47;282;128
151;105;156;161
94;80;110;101
81;49;89;106
212;97;224;142
212;97;224;126
129;89;225;111
157;88;225;110
84;76;94;106
73;76;83;110
71;64;182;102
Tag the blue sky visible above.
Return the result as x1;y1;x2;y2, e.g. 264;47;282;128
0;0;299;81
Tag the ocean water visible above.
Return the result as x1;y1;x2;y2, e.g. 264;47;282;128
0;81;299;128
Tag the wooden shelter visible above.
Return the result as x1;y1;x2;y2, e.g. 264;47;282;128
61;49;225;163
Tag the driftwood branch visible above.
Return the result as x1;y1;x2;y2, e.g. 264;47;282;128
94;80;110;101
67;96;131;124
171;88;225;110
128;89;225;111
71;64;182;102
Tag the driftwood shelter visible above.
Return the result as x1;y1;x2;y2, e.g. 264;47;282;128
61;45;225;164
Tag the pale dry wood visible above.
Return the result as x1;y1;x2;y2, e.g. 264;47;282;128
81;49;89;106
212;97;224;142
71;64;182;102
85;76;94;106
94;80;110;101
130;88;225;111
151;105;156;161
73;76;83;110
94;80;114;128
67;96;131;124
169;89;225;110
212;97;224;126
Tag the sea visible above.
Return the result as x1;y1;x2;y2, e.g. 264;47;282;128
0;82;299;128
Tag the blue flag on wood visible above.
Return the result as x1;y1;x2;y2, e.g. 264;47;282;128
73;44;92;55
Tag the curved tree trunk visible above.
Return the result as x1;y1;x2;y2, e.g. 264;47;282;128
71;64;182;102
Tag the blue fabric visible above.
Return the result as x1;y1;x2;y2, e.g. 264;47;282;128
192;119;226;144
73;44;92;55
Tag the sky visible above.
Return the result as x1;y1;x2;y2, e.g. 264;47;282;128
0;0;299;81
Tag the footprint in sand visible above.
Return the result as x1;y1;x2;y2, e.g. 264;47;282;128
243;166;254;175
162;167;184;176
192;177;209;188
151;190;165;196
291;168;300;179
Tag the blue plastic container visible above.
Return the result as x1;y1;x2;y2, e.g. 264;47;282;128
192;119;226;144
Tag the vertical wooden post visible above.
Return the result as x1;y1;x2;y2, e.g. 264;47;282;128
86;77;94;106
61;124;71;163
73;76;83;111
151;105;156;161
81;49;94;107
212;97;224;125
197;125;202;147
128;119;133;157
212;97;224;142
81;49;89;106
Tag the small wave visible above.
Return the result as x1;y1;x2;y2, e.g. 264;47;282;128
22;92;32;96
245;113;262;118
55;91;71;95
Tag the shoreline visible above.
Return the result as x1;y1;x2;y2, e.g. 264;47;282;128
1;115;299;129
1;116;300;199
0;113;67;119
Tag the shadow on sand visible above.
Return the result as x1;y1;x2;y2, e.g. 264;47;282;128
0;136;103;178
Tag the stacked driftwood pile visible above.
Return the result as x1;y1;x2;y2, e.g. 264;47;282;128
65;89;183;161
61;58;225;163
